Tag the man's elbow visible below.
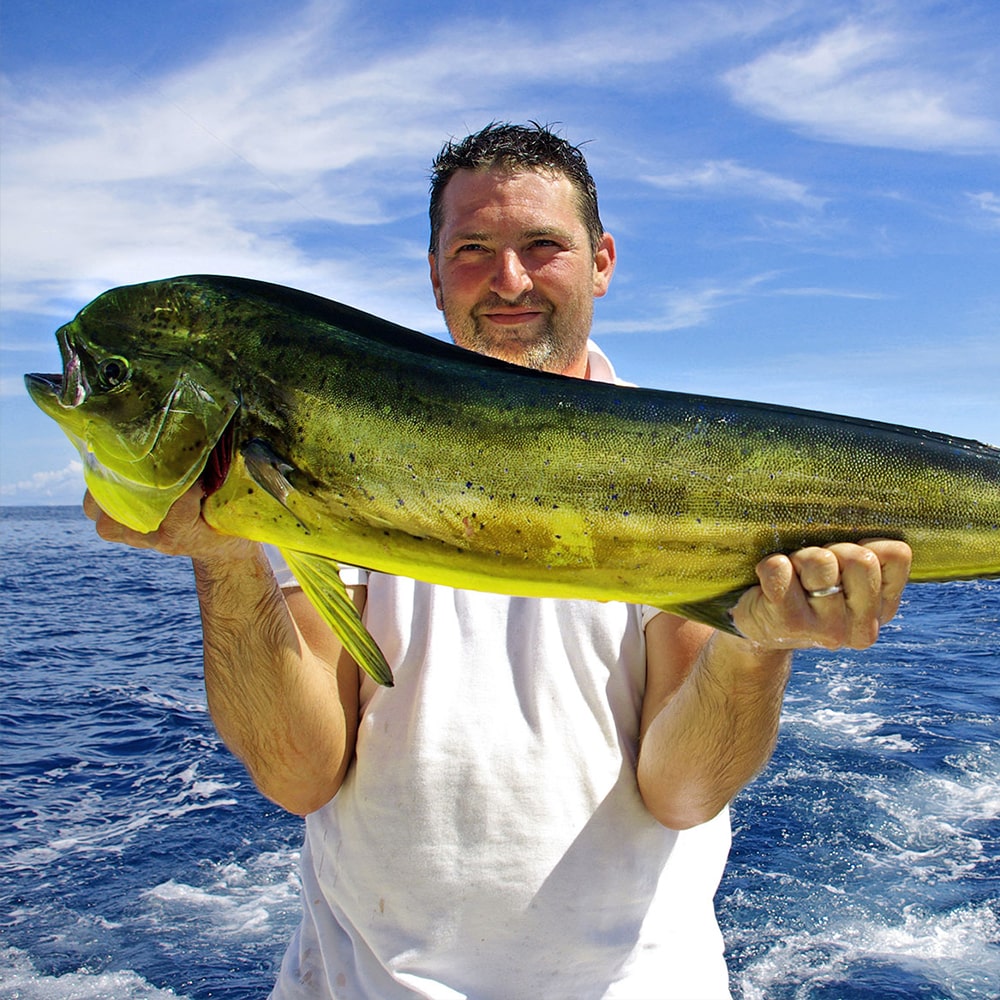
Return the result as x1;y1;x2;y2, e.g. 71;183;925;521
248;763;344;817
259;779;339;818
639;784;729;831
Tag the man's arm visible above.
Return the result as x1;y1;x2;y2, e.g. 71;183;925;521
85;488;361;816
637;540;912;830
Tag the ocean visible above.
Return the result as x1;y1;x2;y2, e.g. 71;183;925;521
1;505;998;999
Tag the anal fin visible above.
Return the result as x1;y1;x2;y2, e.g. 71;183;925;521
661;586;749;635
280;548;394;687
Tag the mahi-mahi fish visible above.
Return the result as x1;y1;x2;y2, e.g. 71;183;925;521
25;275;1000;686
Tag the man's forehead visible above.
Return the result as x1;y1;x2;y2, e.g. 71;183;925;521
439;166;580;225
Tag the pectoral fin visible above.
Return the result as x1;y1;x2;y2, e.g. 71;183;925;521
243;439;300;517
662;586;749;636
280;548;394;687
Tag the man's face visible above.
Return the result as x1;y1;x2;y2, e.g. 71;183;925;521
429;168;615;377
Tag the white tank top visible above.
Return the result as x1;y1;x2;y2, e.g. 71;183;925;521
272;578;732;999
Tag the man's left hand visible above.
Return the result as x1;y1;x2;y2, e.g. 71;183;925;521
731;540;912;650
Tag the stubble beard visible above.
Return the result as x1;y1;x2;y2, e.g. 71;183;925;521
450;298;592;374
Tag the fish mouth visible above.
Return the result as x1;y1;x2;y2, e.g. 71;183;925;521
23;325;88;410
24;371;64;401
59;327;89;406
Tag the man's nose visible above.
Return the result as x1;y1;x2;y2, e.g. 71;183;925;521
490;248;533;299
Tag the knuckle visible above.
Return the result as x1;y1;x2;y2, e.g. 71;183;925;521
858;547;881;568
826;624;848;650
94;517;115;541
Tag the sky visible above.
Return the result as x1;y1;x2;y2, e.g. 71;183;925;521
1;0;998;505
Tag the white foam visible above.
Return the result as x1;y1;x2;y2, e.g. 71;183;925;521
0;944;188;1000
12;762;240;862
872;732;919;751
781;702;920;752
138;849;302;945
859;759;1000;883
779;655;929;752
809;707;884;736
735;903;1000;1000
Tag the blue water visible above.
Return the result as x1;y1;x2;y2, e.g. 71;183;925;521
1;506;998;999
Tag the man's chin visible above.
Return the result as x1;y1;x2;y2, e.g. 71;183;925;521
476;334;554;369
451;318;586;373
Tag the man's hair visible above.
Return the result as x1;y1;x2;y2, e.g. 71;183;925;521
428;121;604;253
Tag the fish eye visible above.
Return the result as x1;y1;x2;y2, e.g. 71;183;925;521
98;356;131;389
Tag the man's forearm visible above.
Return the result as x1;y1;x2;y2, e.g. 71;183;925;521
195;544;356;815
637;631;792;830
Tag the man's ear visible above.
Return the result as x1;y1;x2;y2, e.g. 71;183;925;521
428;253;445;311
592;233;616;299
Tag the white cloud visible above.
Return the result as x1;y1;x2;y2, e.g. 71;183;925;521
770;286;889;301
0;1;796;318
595;271;893;337
596;272;783;334
966;191;1000;228
0;461;84;500
725;21;1000;153
642;160;826;209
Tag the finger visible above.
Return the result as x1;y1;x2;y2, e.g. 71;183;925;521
82;490;157;549
82;490;136;543
749;553;819;645
826;543;880;602
823;544;881;647
791;544;866;649
860;538;913;623
754;552;796;604
789;546;841;596
83;490;100;522
169;485;206;521
93;509;152;548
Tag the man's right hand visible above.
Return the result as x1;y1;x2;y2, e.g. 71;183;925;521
83;486;257;564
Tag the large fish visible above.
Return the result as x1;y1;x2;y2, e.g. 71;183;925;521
25;275;1000;686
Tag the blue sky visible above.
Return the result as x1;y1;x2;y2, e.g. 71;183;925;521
2;0;998;505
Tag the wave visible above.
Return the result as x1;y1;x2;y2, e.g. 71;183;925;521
0;944;189;1000
734;902;1000;1000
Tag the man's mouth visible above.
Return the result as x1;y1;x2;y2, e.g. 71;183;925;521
477;297;550;327
481;310;545;326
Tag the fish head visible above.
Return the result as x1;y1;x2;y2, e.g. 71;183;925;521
25;280;241;532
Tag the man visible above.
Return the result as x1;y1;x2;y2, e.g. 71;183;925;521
86;123;911;998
